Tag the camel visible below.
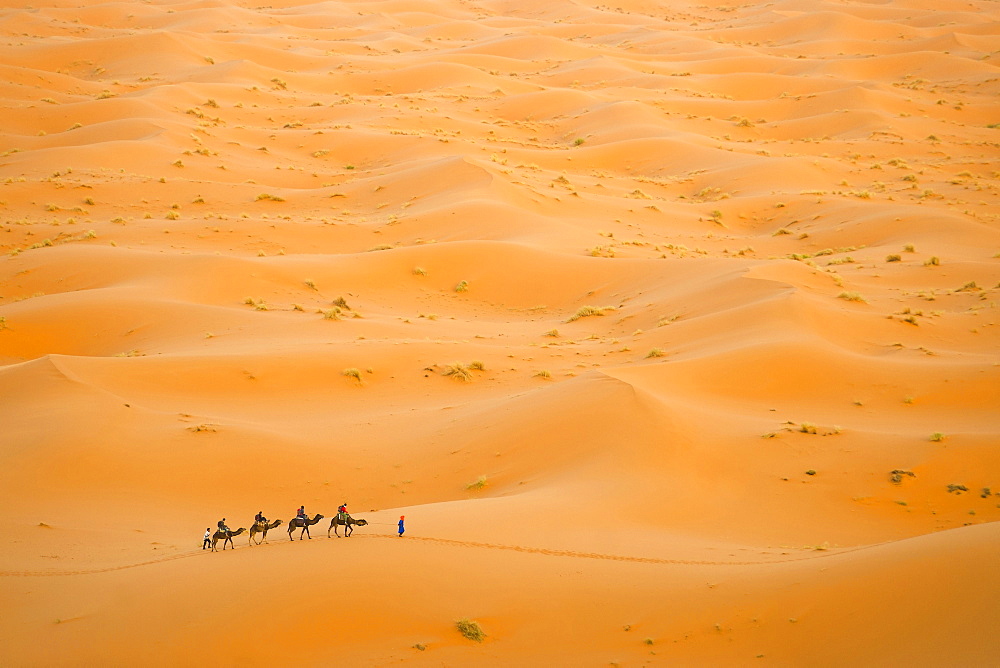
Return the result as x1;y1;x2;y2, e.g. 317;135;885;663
328;515;368;538
287;513;324;540
248;519;282;545
211;528;246;551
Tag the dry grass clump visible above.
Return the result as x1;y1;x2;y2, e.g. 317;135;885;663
465;476;488;491
321;307;341;320
533;369;552;378
443;363;473;381
455;619;486;642
412;266;427;276
924;256;940;266
468;360;485;371
342;368;362;382
930;432;946;442
838;291;867;303
243;297;267;311
455;280;470;293
543;328;560;337
646;348;666;358
255;193;285;202
567;305;615;322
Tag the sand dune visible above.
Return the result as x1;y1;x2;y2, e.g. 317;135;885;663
1;0;998;664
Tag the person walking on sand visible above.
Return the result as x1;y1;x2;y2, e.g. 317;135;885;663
203;528;212;550
398;515;405;537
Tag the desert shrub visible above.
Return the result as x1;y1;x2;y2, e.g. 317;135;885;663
889;470;915;484
456;619;485;642
838;291;866;302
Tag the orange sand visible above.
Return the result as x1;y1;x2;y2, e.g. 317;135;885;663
1;0;999;664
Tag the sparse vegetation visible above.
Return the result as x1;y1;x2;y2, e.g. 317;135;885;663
886;254;902;263
568;305;614;322
533;369;552;378
455;280;469;293
412;266;427;276
443;363;473;381
838;291;866;303
255;193;285;202
543;329;560;337
924;256;940;266
930;432;946;442
456;619;485;642
646;348;666;358
890;470;915;484
465;477;488;491
947;483;968;494
342;368;362;382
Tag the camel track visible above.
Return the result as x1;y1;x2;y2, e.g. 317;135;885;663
0;531;886;577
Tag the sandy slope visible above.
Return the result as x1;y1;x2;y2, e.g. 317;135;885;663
1;0;998;664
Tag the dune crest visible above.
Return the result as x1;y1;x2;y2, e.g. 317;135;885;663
1;0;998;663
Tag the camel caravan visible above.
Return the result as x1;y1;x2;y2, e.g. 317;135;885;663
209;504;368;552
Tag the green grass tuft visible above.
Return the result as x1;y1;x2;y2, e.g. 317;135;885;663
456;619;486;642
465;477;488;491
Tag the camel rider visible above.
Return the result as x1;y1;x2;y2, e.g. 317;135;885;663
296;505;306;522
255;511;267;527
218;518;230;534
337;503;348;522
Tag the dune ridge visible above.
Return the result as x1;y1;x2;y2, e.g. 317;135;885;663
1;0;998;664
